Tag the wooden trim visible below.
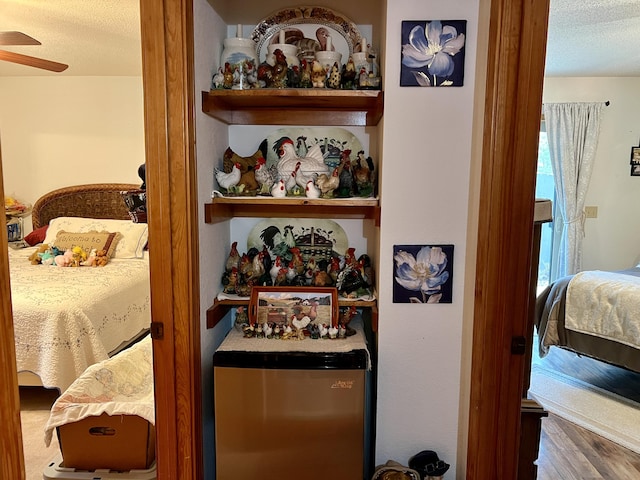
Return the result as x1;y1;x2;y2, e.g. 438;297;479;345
140;0;202;479
466;0;550;478
0;140;26;480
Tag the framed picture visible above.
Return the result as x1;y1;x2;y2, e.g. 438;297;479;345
249;286;339;327
630;146;640;165
393;244;454;304
400;20;466;87
632;164;640;176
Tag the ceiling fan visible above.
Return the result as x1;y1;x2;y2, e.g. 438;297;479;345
0;31;68;72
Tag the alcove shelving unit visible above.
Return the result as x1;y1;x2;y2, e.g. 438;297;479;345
202;88;383;330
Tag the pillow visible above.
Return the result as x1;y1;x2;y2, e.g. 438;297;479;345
44;217;148;259
53;230;121;259
24;225;49;246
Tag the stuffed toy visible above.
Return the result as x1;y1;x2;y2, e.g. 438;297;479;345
71;246;88;267
81;248;98;267
95;249;109;267
54;249;74;267
29;244;49;265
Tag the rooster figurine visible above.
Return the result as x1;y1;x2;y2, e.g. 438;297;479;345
316;164;341;198
257;48;288;88
215;161;242;193
270;179;286;198
353;150;375;197
311;59;327;88
305;180;321;199
254;156;276;195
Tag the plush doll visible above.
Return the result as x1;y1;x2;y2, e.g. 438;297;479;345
81;248;98;267
29;244;49;265
71;246;88;267
94;249;109;267
54;249;74;267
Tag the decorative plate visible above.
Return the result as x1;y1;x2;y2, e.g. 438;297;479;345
251;6;362;65
259;126;364;170
247;218;349;262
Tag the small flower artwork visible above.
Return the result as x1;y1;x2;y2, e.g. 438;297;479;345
393;244;454;304
400;20;466;87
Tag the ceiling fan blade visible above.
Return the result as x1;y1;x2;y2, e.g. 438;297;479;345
0;31;41;46
0;50;68;72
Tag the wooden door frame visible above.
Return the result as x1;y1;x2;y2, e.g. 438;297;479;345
139;0;202;478
466;0;550;478
0;0;549;478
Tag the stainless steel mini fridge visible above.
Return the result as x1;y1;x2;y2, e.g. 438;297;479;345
213;347;371;480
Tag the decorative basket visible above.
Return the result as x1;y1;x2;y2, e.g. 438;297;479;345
295;227;333;262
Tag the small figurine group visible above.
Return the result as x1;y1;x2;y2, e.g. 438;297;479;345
237;305;358;341
214;141;375;199
223;240;373;299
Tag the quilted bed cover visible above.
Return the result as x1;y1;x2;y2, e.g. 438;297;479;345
9;246;151;392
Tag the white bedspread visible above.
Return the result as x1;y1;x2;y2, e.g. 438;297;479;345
44;334;154;447
9;246;151;392
566;270;640;349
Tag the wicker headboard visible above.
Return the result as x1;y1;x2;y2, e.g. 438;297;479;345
31;183;141;229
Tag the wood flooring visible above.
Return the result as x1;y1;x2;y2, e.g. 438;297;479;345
533;345;640;479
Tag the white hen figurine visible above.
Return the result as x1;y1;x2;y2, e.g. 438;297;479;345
305;180;321;199
215;162;242;192
276;139;329;181
271;179;287;198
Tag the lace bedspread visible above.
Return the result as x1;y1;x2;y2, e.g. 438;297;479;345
44;334;154;447
9;246;151;392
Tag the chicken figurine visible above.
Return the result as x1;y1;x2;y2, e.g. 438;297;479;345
270;179;287;198
274;137;329;183
353;150;375;197
215;161;242;193
326;62;342;89
341;56;358;89
305;180;321;199
316;165;341;198
311;59;327;88
254;156;277;195
257;48;288;88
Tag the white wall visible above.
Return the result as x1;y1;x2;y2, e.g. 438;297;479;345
543;77;640;270
377;1;479;475
0;76;145;232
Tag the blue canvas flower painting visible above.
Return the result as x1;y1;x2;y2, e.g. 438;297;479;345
393;244;454;303
400;20;466;87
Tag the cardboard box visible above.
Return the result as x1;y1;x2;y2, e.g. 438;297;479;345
57;413;155;471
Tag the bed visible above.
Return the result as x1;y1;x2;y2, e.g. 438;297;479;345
535;266;640;373
10;183;151;392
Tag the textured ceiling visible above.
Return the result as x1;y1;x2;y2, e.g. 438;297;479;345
545;0;640;76
0;0;638;77
0;0;141;76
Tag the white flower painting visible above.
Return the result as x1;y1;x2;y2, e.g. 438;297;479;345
393;244;454;303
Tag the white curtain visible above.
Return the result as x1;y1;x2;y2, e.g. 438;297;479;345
543;102;604;279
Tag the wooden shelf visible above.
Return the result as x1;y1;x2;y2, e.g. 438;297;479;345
207;296;378;330
205;196;381;226
202;89;384;126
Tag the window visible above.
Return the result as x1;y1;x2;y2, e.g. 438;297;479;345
536;127;554;291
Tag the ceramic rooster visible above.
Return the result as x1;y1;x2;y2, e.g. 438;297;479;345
299;58;312;88
316;165;341;198
225;241;240;272
311;59;327;88
257;48;288;88
215;162;242;192
254;156;277;194
275;138;329;182
341;56;358;89
326;62;342;89
269;256;284;285
353;150;375;197
336;150;354;198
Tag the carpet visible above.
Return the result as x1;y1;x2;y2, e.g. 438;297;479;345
529;363;640;454
19;387;61;480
